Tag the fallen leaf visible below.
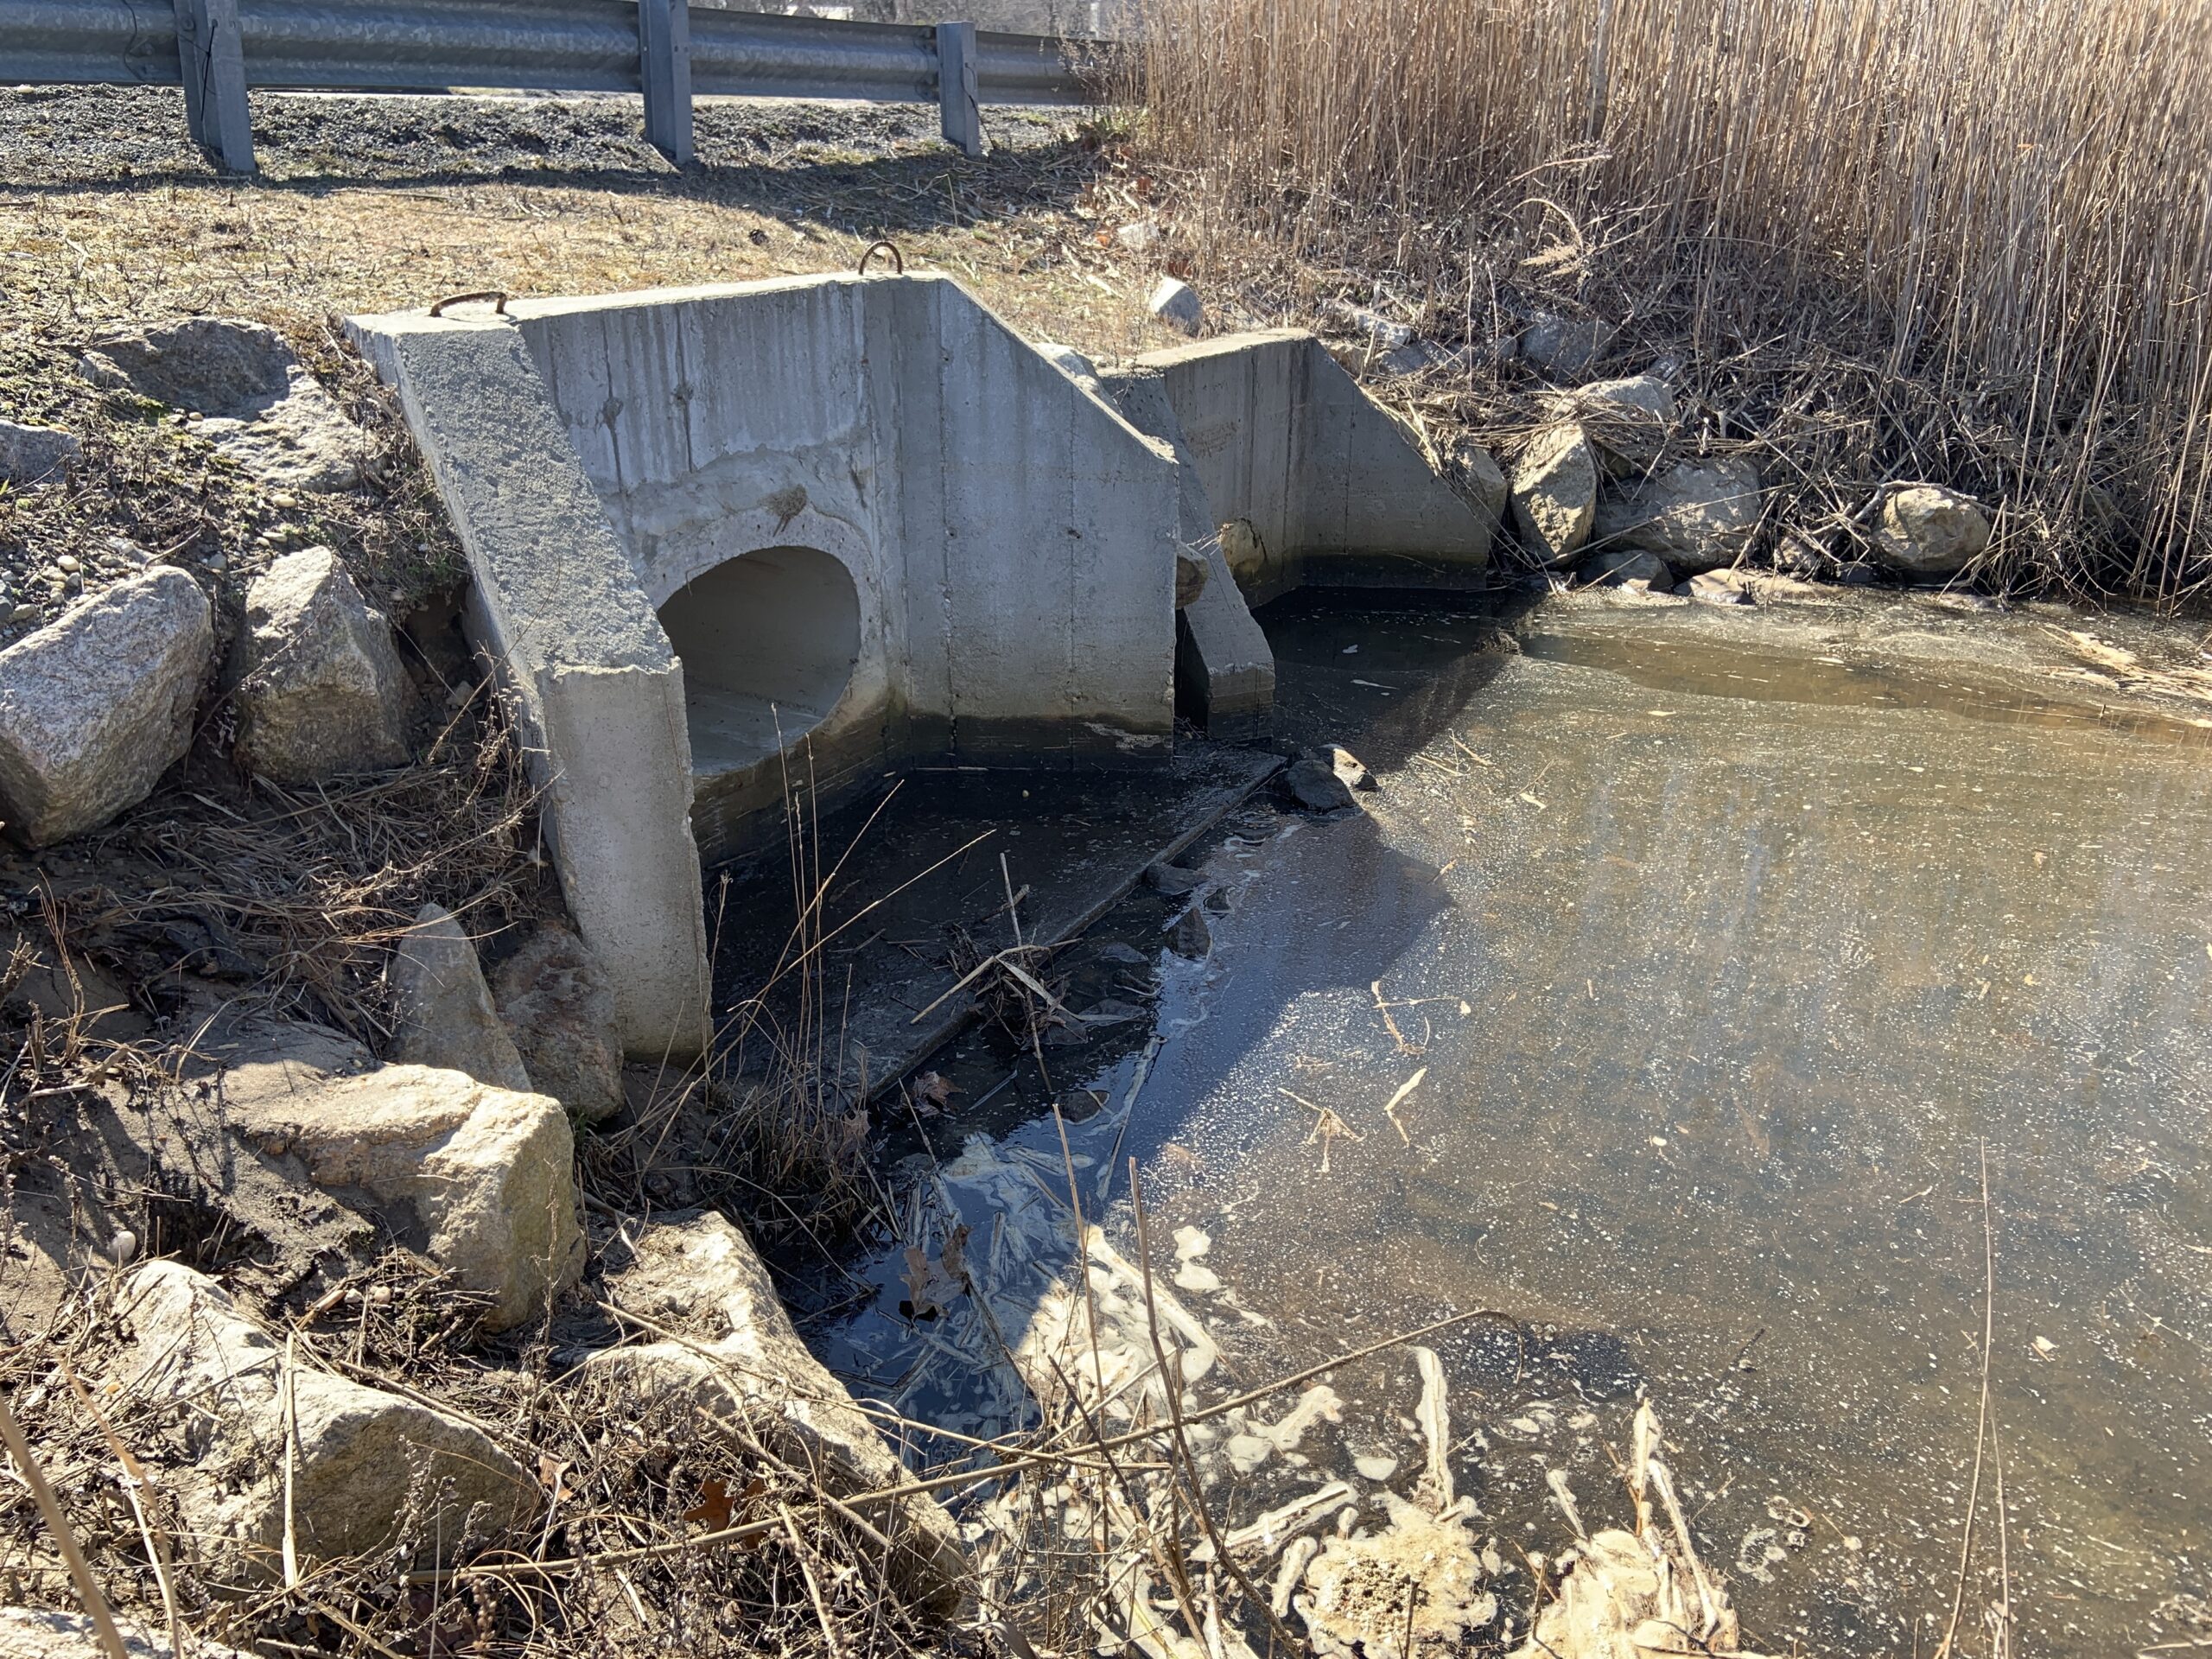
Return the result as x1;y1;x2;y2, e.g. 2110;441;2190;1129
913;1071;958;1114
939;1223;969;1283
901;1246;942;1319
683;1478;734;1529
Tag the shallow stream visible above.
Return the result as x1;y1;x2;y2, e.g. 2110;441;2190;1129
819;588;2212;1656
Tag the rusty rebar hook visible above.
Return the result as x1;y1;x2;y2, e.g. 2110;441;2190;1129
427;290;511;317
856;240;906;276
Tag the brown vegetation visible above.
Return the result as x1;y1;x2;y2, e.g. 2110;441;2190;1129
1133;0;2212;600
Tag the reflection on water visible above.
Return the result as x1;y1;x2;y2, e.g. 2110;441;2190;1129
825;591;2212;1656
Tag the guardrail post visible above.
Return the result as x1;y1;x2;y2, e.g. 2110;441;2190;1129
176;0;254;174
936;21;982;158
639;0;693;166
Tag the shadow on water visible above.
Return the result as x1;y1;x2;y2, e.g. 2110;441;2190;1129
790;584;2209;1658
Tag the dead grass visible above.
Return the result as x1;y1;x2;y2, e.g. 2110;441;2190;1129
9;681;550;1048
1128;0;2212;601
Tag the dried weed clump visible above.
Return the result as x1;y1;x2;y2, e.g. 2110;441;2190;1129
0;1268;965;1659
1130;0;2212;600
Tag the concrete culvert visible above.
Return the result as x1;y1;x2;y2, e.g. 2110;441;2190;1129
656;545;861;778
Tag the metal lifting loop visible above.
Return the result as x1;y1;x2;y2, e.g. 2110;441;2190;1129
428;290;512;318
856;241;906;276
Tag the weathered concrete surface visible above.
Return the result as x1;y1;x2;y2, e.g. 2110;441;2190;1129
1093;365;1275;741
117;1259;536;1569
1120;330;1496;602
499;273;1179;832
351;314;710;1061
223;1060;582;1330
586;1210;966;1611
0;567;212;847
353;276;1185;1014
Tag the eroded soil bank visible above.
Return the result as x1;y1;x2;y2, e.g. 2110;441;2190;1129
813;585;2212;1656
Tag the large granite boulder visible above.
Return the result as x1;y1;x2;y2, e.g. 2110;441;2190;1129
389;903;532;1093
493;921;623;1124
1592;456;1763;573
1874;484;1991;576
0;567;211;847
582;1211;967;1612
1510;424;1599;566
115;1261;535;1571
81;318;369;493
1562;373;1677;477
0;418;79;486
223;1059;581;1330
232;546;412;781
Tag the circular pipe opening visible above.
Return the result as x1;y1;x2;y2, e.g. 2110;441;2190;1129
657;545;861;777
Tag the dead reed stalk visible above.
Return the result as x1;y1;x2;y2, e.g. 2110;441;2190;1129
1131;0;2212;599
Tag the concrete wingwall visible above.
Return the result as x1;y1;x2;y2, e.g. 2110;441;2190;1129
1116;330;1497;604
357;316;715;1064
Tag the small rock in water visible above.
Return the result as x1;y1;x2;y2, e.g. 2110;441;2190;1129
1686;569;1754;605
1284;744;1374;810
1147;276;1202;335
1578;548;1672;587
1835;559;1881;586
1144;860;1205;895
1282;756;1357;813
1166;902;1212;957
1313;743;1376;791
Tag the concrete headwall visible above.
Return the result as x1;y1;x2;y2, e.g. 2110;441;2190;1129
352;275;1184;1057
499;274;1178;855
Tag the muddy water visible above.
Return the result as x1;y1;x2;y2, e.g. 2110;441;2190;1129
823;590;2212;1656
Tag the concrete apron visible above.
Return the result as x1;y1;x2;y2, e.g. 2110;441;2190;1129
347;277;1493;1065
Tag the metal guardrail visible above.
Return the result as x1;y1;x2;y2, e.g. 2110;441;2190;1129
0;0;1103;172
